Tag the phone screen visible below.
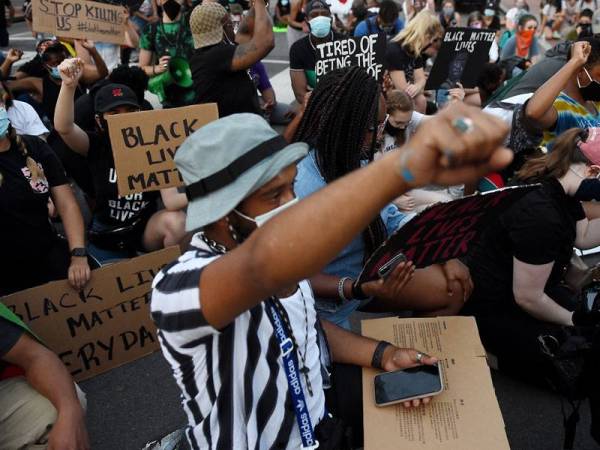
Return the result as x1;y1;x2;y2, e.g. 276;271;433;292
374;365;442;405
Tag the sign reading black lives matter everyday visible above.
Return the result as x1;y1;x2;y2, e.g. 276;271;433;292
425;28;496;91
1;247;181;381
315;34;386;82
357;186;539;285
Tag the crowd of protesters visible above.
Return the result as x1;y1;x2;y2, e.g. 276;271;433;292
1;0;600;448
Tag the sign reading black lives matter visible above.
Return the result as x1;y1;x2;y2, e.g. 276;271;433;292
1;247;181;381
107;104;219;197
357;186;539;285
425;28;496;91
315;34;386;82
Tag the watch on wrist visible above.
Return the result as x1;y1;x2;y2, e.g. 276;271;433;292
71;247;88;258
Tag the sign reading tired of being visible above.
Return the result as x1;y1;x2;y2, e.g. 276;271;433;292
425;27;496;91
315;34;386;82
0;247;181;382
107;104;219;197
31;0;128;45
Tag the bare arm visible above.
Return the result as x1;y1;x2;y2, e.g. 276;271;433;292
4;333;89;450
525;41;588;129
389;69;409;90
412;67;427;94
575;217;600;249
290;70;308;104
6;77;42;97
321;319;380;366
512;258;574;325
231;0;275;71
125;19;140;48
51;183;90;290
80;45;109;85
54;60;90;156
160;187;188;211
287;0;304;28
199;104;512;329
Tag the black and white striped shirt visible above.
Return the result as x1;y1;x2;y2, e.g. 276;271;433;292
151;234;326;449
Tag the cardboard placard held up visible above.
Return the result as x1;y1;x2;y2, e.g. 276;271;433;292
425;28;496;90
362;316;510;450
315;34;386;83
357;185;538;284
31;0;127;45
0;247;181;382
107;104;219;197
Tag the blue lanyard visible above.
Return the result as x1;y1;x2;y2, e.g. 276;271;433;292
266;299;320;450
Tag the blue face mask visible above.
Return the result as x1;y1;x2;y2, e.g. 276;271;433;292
0;108;10;138
309;16;332;38
49;66;61;79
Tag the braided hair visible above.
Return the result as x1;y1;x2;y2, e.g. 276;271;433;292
294;66;387;259
0;81;42;187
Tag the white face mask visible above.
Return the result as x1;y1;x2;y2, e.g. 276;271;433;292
235;197;299;227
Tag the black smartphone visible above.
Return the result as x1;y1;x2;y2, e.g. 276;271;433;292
377;253;407;279
374;364;444;407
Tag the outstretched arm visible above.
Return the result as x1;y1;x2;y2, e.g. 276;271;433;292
231;0;275;71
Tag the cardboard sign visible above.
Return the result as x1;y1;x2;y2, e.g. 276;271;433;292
107;104;219;196
358;186;538;284
315;34;386;82
362;316;510;450
425;28;496;90
31;0;128;45
0;247;181;381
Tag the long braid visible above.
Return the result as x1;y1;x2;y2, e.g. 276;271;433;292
295;67;387;259
11;126;42;183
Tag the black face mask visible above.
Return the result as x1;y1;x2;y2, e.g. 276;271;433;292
578;23;593;38
384;120;404;137
574;178;600;201
162;0;182;21
578;68;600;101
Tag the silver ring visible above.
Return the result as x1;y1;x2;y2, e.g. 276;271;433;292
452;117;474;134
416;352;424;363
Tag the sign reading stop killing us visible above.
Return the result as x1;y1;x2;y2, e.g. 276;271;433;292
0;247;181;382
315;34;386;82
31;0;128;45
107;104;219;197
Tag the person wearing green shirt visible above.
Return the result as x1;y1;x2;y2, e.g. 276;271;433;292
139;0;195;108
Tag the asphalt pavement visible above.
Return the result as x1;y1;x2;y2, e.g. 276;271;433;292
2;13;599;450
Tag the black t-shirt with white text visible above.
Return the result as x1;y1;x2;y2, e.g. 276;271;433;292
464;179;585;311
86;131;158;229
190;42;261;117
0;135;68;255
385;41;424;84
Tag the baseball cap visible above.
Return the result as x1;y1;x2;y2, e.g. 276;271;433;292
306;0;331;17
579;127;600;165
176;113;309;231
190;2;228;49
94;83;139;113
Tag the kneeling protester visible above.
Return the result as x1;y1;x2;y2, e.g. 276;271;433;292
150;102;508;448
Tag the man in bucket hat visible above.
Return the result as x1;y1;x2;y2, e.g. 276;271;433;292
150;105;512;449
189;0;273;117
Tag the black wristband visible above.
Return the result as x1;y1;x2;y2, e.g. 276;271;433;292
351;281;369;300
371;340;393;370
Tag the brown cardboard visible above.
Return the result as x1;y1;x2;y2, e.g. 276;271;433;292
31;0;127;45
0;247;181;381
107;104;219;196
362;316;510;450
